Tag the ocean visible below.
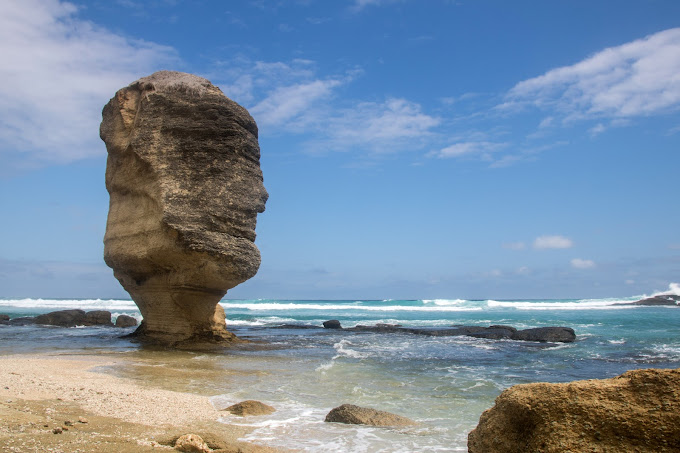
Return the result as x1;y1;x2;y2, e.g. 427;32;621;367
1;294;679;452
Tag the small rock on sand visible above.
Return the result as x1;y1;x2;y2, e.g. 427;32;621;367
223;400;276;416
175;433;210;452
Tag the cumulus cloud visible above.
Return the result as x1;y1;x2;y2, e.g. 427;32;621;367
533;235;573;250
504;28;680;120
571;258;595;269
0;0;178;164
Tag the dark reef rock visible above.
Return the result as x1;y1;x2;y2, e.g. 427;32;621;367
115;315;138;328
323;320;342;329
34;310;113;327
325;404;416;427
345;324;576;343
629;294;680;306
510;326;576;343
101;71;267;346
0;314;9;323
468;368;680;453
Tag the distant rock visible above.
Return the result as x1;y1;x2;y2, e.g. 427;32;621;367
0;314;9;323
325;404;415;427
115;315;138;328
222;400;275;416
345;324;576;343
468;368;680;453
323;320;342;329
101;71;267;347
629;294;680;306
34;310;112;327
7;317;35;326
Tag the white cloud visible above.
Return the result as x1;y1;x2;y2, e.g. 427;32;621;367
432;141;507;159
516;266;531;275
324;98;440;151
506;28;680;120
571;258;595;269
251;79;343;128
0;0;178;164
533;235;573;250
503;242;526;250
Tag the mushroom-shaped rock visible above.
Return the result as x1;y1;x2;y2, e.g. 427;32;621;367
325;404;415;427
101;71;267;346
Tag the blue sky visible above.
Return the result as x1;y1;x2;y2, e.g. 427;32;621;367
0;0;679;300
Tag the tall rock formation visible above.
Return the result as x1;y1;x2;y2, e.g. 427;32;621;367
468;368;680;453
101;71;267;346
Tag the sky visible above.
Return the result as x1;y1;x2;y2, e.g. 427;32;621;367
0;0;679;300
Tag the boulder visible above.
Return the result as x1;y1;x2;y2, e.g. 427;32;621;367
511;327;576;343
100;71;267;346
174;433;210;453
7;317;35;325
34;310;113;327
323;320;342;329
222;400;276;416
0;314;9;323
84;310;114;326
115;315;138;328
325;404;416;427
468;368;680;453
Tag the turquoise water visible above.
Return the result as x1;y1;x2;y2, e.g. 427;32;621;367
1;296;679;452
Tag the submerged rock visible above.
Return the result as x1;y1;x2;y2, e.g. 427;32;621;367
222;400;276;416
468;368;680;453
325;404;416;427
101;71;267;346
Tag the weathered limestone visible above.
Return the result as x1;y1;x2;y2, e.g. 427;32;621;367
468;368;680;453
101;71;267;346
325;404;416;427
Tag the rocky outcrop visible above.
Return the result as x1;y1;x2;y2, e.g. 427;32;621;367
115;315;138;328
630;294;680;306
101;71;267;346
325;404;415;427
346;324;576;342
0;314;9;323
222;400;276;416
468;368;680;453
34;310;113;327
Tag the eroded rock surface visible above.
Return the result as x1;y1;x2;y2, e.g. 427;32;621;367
101;71;267;346
325;404;416;427
468;368;680;453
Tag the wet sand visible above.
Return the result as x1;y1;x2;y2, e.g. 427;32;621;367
0;353;288;452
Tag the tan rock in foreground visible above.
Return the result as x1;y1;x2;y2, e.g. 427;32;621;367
468;368;680;453
101;71;267;346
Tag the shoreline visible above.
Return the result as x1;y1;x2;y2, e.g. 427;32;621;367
0;352;286;452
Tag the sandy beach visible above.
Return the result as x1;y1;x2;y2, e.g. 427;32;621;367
0;353;286;453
